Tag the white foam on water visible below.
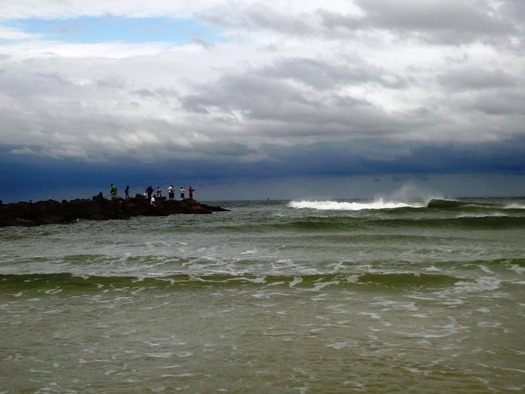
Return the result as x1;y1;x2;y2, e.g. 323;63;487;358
145;352;174;358
477;321;502;328
507;264;525;275
357;312;381;319
310;281;339;292
43;309;61;314
289;199;422;211
479;265;495;275
44;288;62;295
504;203;525;209
456;213;508;218
457;277;502;293
326;341;352;350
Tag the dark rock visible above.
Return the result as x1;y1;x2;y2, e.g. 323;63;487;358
0;197;229;227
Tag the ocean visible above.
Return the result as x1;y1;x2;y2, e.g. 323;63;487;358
1;197;524;393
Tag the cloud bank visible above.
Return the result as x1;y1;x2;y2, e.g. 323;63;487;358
0;0;524;200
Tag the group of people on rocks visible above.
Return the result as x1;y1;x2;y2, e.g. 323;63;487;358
109;184;195;205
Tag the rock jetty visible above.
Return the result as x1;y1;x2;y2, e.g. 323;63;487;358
0;195;228;227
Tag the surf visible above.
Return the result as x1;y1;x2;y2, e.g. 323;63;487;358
288;199;424;211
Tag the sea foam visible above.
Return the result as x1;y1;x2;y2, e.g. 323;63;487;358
288;199;421;211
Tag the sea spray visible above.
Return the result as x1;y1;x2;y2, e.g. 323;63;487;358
288;198;424;210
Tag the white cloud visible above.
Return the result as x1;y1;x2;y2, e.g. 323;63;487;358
0;26;40;40
0;1;226;20
9;146;39;155
0;0;523;172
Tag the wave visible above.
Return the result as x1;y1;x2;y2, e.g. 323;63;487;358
0;271;465;292
504;203;525;210
372;216;525;229
206;214;525;233
289;199;423;211
426;198;499;210
3;257;523;292
289;198;525;213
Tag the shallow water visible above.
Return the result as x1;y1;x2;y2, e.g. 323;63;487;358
1;198;524;392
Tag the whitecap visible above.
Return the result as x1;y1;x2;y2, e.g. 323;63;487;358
477;307;491;313
504;203;525;209
44;288;62;295
175;351;193;358
161;364;181;369
456;213;508;218
288;199;422;211
357;312;381;319
477;321;501;328
145;352;173;358
479;265;495;275
327;341;351;350
507;264;525;275
310;281;339;292
43;309;61;314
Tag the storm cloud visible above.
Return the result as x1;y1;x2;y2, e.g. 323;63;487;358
0;0;524;201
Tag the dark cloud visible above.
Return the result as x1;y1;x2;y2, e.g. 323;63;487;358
181;62;417;139
438;68;516;90
201;4;313;36
322;0;517;45
2;99;525;202
463;90;525;115
3;134;524;201
131;88;156;98
202;0;519;47
500;0;525;23
260;58;407;90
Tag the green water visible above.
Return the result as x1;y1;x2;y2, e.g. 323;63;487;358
1;198;524;392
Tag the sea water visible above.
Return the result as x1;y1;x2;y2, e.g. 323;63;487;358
1;198;524;393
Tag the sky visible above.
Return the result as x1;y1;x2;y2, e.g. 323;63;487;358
1;0;524;202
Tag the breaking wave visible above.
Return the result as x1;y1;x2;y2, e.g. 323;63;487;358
289;199;423;211
0;272;464;292
289;198;525;213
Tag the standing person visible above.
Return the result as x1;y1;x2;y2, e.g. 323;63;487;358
156;187;162;198
150;194;156;206
125;185;130;199
180;186;186;199
168;185;175;200
188;186;195;199
145;186;154;201
110;184;118;199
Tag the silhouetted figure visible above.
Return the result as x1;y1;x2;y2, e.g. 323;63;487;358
110;184;118;199
146;186;154;200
